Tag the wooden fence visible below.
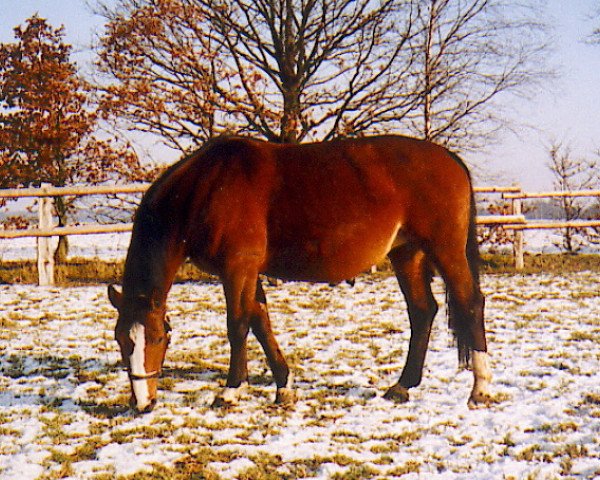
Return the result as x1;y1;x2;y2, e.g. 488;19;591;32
1;184;599;285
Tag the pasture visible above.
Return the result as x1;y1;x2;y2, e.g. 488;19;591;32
0;271;598;479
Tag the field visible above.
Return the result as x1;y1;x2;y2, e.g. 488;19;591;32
0;269;599;479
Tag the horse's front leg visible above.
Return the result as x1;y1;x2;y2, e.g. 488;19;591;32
251;280;295;405
212;314;250;407
212;268;253;407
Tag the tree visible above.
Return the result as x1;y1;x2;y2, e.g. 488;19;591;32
0;15;147;260
195;0;418;143
547;142;599;253
406;0;551;151
95;0;418;149
96;0;551;153
477;199;516;252
94;0;223;152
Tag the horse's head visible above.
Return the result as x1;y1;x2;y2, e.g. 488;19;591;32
108;284;171;413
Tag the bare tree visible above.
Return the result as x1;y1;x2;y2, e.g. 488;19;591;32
194;0;418;143
406;0;551;151
96;0;551;152
547;142;599;253
95;0;418;149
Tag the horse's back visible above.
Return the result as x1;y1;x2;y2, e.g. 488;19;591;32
149;135;474;282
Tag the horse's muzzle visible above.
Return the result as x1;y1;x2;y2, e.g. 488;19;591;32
130;396;157;414
128;369;161;414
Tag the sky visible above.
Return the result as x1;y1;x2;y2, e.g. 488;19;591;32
1;0;599;190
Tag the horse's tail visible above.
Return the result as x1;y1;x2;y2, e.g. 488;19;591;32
447;153;484;368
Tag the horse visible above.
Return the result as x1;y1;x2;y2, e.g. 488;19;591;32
107;135;493;413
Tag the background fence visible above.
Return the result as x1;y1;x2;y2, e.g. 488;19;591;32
1;184;599;285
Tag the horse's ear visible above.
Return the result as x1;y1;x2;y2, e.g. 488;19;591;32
108;284;123;310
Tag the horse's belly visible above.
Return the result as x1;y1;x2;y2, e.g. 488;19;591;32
267;221;404;282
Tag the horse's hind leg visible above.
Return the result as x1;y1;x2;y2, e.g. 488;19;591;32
432;247;493;407
384;246;438;403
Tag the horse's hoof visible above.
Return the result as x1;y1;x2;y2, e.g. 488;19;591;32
211;385;246;408
383;384;410;403
467;391;495;409
275;388;296;406
211;396;235;408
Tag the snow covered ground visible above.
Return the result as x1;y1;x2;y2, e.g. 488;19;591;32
0;267;599;479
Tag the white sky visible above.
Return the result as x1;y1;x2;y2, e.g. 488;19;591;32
1;0;599;190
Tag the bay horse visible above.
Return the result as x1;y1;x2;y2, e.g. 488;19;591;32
107;135;493;413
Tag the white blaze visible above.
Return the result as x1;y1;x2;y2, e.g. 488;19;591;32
129;323;150;409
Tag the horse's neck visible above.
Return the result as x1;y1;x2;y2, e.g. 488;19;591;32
123;213;184;304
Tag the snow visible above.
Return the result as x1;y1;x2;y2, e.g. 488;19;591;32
209;458;257;479
0;233;132;262
0;237;599;479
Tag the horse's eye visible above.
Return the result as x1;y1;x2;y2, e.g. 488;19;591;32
150;336;167;345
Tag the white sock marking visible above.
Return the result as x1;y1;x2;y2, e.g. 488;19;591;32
472;350;492;395
284;373;294;390
129;323;150;409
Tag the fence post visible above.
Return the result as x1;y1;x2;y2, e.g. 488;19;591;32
512;194;524;270
37;183;55;286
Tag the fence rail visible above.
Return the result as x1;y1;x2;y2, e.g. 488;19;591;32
507;220;600;230
0;223;135;239
1;184;599;284
0;184;149;198
503;190;600;200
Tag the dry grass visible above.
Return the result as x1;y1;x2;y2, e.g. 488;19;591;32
1;257;599;479
0;258;215;285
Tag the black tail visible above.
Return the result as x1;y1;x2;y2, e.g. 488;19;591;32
447;154;484;368
459;188;484;367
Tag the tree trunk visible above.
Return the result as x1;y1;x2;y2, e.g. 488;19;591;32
423;0;437;141
279;0;301;144
281;88;301;143
53;195;69;263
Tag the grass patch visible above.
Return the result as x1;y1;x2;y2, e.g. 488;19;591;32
480;252;600;274
76;397;131;418
117;448;240;480
0;258;215;285
569;331;598;342
387;460;421;476
583;392;600;405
